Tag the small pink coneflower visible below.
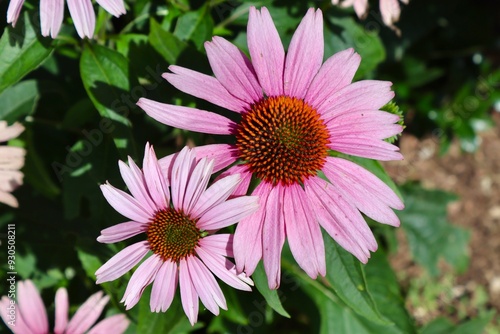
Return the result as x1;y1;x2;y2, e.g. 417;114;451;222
0;280;129;334
7;0;126;38
95;144;258;325
138;7;404;289
0;121;25;208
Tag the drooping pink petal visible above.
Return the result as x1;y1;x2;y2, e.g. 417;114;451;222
164;66;249;112
321;80;395;122
170;146;196;211
0;296;32;334
328;136;403;161
137;98;236;135
65;292;109;334
40;0;64;38
66;0;96;38
0;122;24;142
96;241;149;283
322;157;403;226
283;8;324;99
182;158;214;214
6;0;24;26
198;234;234;257
305;48;361;114
118;159;155;213
122;255;162;310
247;6;285;96
353;0;369;19
159;144;238;175
262;184;286;289
284;184;326;278
196;247;252;291
380;0;401;27
205;37;263;104
197;196;259;230
234;182;271;275
18;280;49;334
97;221;147;244
212;164;253;199
186;256;226;315
329;123;403;141
54;288;69;334
179;259;199;326
142;143;170;210
88;314;129;334
150;260;178;312
100;183;151;223
95;0;126;17
0;191;19;208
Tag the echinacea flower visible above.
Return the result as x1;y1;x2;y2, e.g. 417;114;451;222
138;7;404;289
7;0;126;38
0;280;129;334
95;144;259;325
0;121;25;208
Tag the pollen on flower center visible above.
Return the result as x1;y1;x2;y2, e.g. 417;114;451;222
146;209;201;262
236;96;330;185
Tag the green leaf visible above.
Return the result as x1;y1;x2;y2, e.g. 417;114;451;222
253;262;290;318
323;232;390;325
0;80;39;122
80;43;136;159
0;12;53;94
174;4;214;50
398;183;470;275
149;19;188;64
77;247;103;280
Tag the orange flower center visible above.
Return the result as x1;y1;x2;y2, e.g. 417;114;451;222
146;209;201;262
236;96;330;185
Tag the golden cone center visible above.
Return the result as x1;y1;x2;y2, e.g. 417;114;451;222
146;209;201;262
236;96;330;185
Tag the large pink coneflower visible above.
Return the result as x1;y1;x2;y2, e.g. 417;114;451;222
0;121;25;208
6;0;126;38
95;144;258;325
138;7;404;289
0;280;129;334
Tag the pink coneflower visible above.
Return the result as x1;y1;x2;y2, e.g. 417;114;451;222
6;0;126;38
0;121;25;208
0;280;129;334
95;144;258;325
138;7;404;289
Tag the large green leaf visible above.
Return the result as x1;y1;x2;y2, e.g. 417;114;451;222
174;3;214;50
398;184;470;276
0;12;53;94
149;19;188;64
253;262;290;318
80;43;136;159
0;80;39;122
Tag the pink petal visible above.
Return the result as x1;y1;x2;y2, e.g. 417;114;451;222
190;173;242;219
164;66;249;112
284;8;324;99
18;280;49;334
205;37;263;104
233;182;272;275
88;314;129;334
122;255;162;310
65;292;109;334
159;144;238;175
95;0;126;17
322;157;403;226
247;6;285;96
118;159;155;213
137;98;236;135
305;177;377;262
40;0;64;38
328;136;403;161
329;123;403;141
97;221;147;244
196;247;252;291
262;184;286;289
186;256;226;315
100;183;151;223
212;164;253;199
197;196;259;230
179;259;199;325
96;241;149;283
380;0;401;26
182;157;214;214
54;288;68;334
6;0;24;26
284;184;326;278
305;48;361;114
170;146;196;211
353;0;369;19
0;191;19;208
150;260;178;312
0;122;24;142
142;143;170;210
66;0;95;38
198;234;234;257
0;296;31;333
326;109;401;129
